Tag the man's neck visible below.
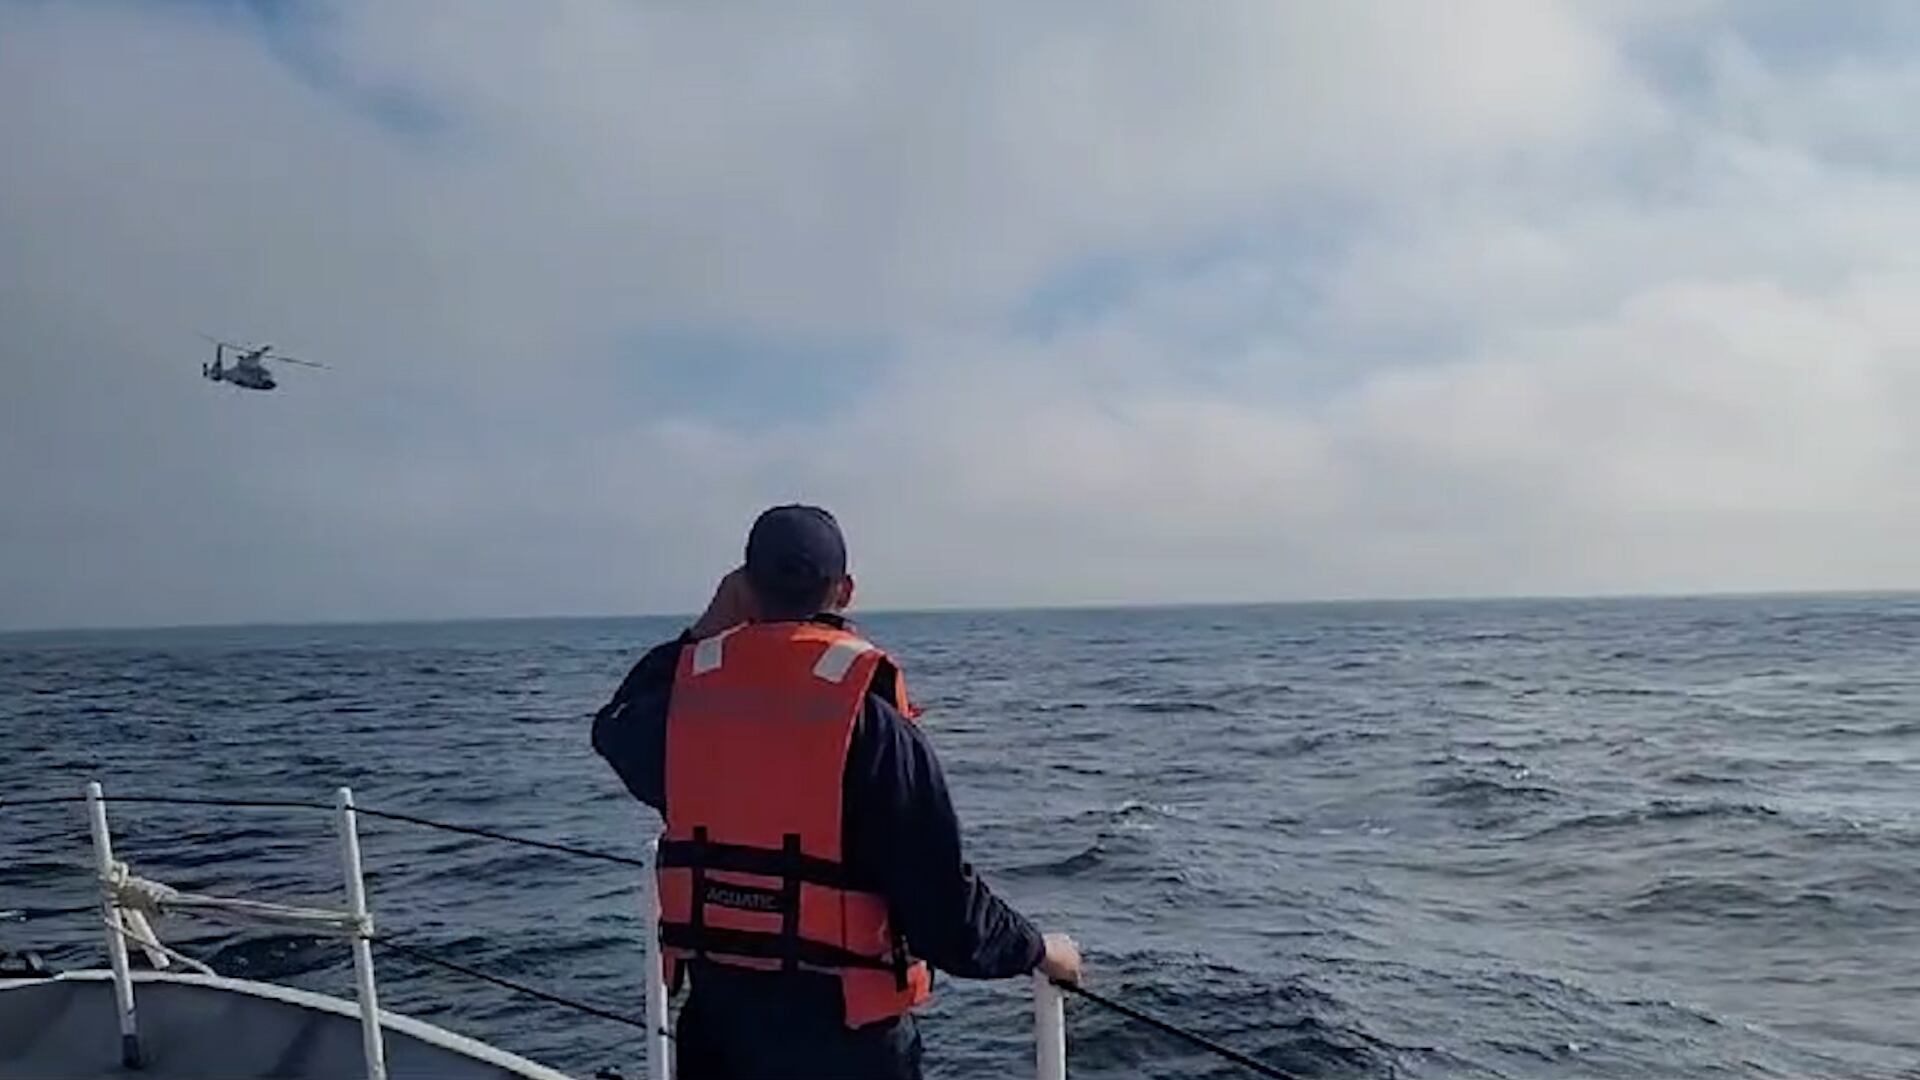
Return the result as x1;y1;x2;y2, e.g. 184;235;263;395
750;611;850;629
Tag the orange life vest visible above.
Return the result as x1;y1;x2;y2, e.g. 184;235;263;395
656;620;933;1028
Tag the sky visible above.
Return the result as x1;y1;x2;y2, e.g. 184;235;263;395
5;1;1920;630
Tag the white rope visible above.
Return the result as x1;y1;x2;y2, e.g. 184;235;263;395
93;860;358;982
102;862;367;937
113;915;216;977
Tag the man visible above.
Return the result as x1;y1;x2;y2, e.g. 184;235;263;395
593;505;1080;1080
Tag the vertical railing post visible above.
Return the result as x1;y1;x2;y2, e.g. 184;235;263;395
336;787;387;1080
1033;972;1067;1080
86;781;141;1068
643;837;671;1080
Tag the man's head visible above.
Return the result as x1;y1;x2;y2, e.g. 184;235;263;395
743;505;854;621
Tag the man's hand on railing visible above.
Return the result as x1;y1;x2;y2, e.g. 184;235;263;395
1038;933;1082;985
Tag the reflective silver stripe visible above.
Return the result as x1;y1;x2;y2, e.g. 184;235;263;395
812;638;875;683
690;626;741;676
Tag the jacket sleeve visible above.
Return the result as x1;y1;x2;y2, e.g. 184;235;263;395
842;694;1045;979
590;636;688;814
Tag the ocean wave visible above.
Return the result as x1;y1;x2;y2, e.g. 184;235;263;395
1663;769;1742;787
1082;673;1154;693
1430;751;1533;772
1068;961;1406;1079
416;848;572;887
1611;875;1899;925
1032;701;1092;714
998;827;1158;879
277;688;336;705
1521;798;1781;841
205;932;342;980
1569;685;1681;699
0;857;78;887
1800;817;1920;852
1258;728;1390;757
1119;699;1230;716
1622;877;1783;919
1215;681;1295;702
497;932;639;968
1420;775;1563;809
1004;844;1108;878
1061;798;1184;826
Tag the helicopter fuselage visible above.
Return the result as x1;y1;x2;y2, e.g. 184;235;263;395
219;365;276;391
203;349;277;391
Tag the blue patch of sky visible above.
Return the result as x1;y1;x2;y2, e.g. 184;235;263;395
609;325;891;429
1008;196;1364;348
149;0;450;139
998;191;1507;409
1623;2;1920;177
1001;191;1493;368
1627;0;1920;101
1715;0;1920;70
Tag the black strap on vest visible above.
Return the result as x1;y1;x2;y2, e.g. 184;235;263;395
658;836;850;889
780;833;802;974
687;826;710;963
660;833;920;981
658;923;899;972
890;925;910;991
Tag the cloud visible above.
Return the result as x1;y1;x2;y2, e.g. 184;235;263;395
3;0;1919;629
692;272;1920;609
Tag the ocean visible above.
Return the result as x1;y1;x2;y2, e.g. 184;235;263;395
2;597;1916;1078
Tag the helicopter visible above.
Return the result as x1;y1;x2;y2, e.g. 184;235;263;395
199;333;326;391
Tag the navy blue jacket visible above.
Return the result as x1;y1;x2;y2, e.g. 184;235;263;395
591;617;1043;980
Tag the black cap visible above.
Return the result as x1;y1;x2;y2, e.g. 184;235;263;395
744;505;847;595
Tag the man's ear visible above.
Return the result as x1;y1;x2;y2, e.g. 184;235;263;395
835;575;856;611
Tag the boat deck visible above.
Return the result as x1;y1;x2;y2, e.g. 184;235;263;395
0;970;573;1080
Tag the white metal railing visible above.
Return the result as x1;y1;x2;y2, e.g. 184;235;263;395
84;782;142;1069
335;788;388;1080
1034;971;1068;1080
640;838;671;1080
85;782;393;1079
79;782;1070;1080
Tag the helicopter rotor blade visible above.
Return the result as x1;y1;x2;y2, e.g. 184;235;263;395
197;331;247;350
272;356;328;369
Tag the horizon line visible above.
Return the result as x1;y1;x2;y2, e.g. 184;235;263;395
4;586;1916;638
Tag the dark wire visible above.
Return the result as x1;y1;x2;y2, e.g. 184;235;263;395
350;806;650;870
369;935;670;1040
1057;981;1305;1080
2;795;327;812
2;903;100;920
0;794;653;870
